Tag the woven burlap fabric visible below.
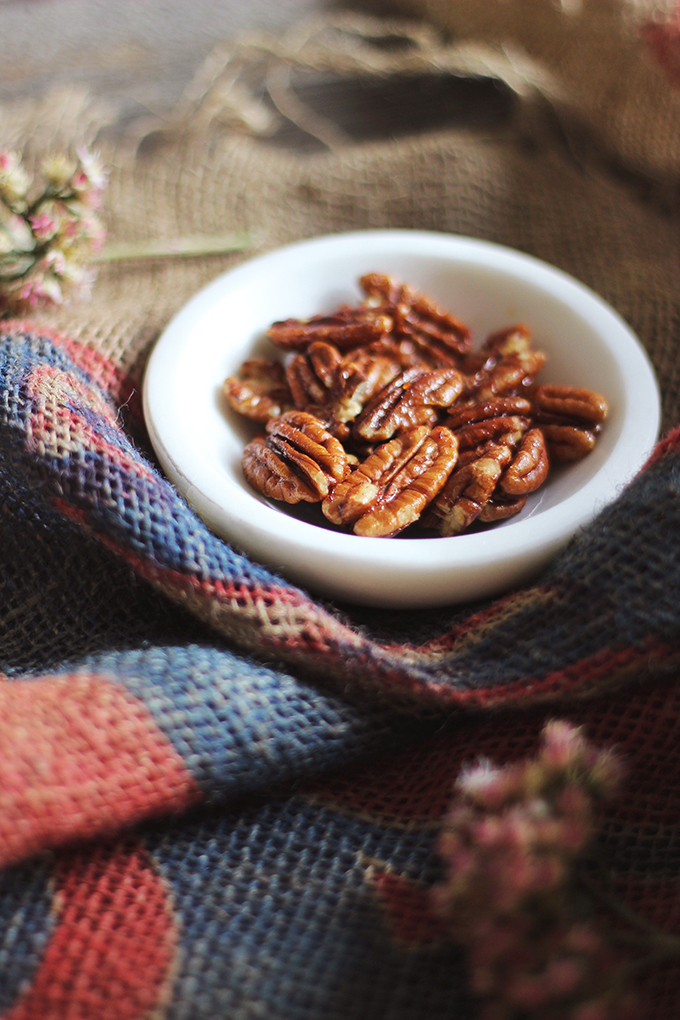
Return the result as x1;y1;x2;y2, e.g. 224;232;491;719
2;4;680;1018
3;7;679;426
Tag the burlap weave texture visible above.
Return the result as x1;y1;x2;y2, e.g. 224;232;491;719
2;3;680;1018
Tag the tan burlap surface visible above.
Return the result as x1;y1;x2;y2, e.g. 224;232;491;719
3;3;679;431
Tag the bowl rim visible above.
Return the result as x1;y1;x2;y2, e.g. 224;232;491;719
143;229;661;606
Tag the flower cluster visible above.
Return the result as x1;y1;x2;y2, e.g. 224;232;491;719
0;147;107;316
432;721;639;1020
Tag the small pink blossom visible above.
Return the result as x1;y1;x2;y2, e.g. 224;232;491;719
0;150;30;204
0;147;107;315
432;721;639;1020
29;211;58;242
19;275;62;309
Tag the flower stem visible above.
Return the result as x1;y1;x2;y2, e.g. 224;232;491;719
92;232;253;263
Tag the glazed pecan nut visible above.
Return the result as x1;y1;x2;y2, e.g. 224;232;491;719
360;272;471;365
332;350;402;424
322;425;431;526
267;307;393;352
353;426;459;537
242;411;348;503
424;444;513;535
478;495;527;522
359;272;404;306
476;348;547;399
499;428;549;496
532;384;608;425
353;367;463;443
540;424;597;462
449;414;531;452
393;290;471;364
443;396;533;432
223;358;293;423
483;324;534;358
286;342;342;410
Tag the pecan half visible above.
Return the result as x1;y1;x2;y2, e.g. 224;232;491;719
499;428;549;496
286;341;343;410
476;349;546;399
223;358;293;424
532;384;608;427
540;424;597;462
353;426;459;537
353;367;464;443
443;396;533;432
286;341;401;436
333;349;402;424
322;425;431;526
267;306;392;352
360;272;471;366
453;415;531;452
242;411;348;503
463;325;546;399
531;385;607;463
424;443;513;535
478;495;527;522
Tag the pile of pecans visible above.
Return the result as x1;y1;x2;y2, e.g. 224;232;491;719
223;273;608;538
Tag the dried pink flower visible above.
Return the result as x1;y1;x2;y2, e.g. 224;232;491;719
432;721;639;1020
0;148;107;316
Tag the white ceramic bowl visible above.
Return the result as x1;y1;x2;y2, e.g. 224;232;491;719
143;230;660;608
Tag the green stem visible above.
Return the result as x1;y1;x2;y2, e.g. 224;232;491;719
92;232;253;263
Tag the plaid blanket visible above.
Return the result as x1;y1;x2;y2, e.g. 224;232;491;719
1;318;680;1017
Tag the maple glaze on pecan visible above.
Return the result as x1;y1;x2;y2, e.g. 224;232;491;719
353;367;463;443
353;426;459;537
424;443;513;536
242;411;349;504
267;307;392;352
499;428;549;496
322;426;431;527
223;358;293;424
360;272;471;367
532;384;608;462
540;424;597;462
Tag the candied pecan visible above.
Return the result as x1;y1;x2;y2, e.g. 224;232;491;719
353;426;459;537
443;396;533;431
475;349;546;399
484;324;534;358
353;367;463;443
333;349;402;424
478;495;527;522
530;385;607;464
267;307;392;352
453;415;531;452
359;272;404;306
540;424;597;462
242;411;348;503
223;358;293;424
499;428;549;496
286;342;342;409
394;288;471;364
322;425;432;526
360;272;471;366
360;335;432;371
461;325;545;399
532;384;608;427
286;341;401;433
423;443;513;535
